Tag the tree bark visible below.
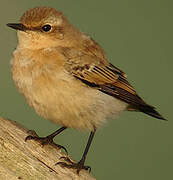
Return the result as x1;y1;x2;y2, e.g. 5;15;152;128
0;117;96;180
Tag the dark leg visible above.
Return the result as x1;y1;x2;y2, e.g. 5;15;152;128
25;126;67;152
57;129;96;174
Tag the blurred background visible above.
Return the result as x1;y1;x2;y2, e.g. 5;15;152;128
0;0;172;179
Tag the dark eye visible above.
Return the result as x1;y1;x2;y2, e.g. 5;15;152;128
42;24;52;32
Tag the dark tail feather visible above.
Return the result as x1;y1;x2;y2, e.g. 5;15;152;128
139;104;167;121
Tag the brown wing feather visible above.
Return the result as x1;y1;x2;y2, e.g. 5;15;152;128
71;63;165;120
62;42;165;120
72;64;137;95
63;46;139;105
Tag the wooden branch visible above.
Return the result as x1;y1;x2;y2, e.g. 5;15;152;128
0;117;96;180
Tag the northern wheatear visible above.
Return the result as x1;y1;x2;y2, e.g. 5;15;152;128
7;7;166;173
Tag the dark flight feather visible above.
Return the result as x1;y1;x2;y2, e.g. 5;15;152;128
72;63;166;120
63;46;166;120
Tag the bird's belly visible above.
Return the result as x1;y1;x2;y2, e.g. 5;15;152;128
12;66;127;131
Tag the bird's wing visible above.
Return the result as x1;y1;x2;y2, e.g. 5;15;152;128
62;46;165;120
62;46;147;109
73;63;147;108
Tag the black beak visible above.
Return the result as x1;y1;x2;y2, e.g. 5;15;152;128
6;23;27;31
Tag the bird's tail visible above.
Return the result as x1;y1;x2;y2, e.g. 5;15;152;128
138;104;167;120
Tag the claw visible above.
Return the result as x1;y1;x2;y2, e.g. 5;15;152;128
25;134;68;154
25;135;39;142
56;158;91;174
55;144;68;154
59;156;74;163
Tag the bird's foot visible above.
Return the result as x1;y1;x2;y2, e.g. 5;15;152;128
56;156;91;174
25;130;68;154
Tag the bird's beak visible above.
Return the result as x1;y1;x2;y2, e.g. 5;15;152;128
6;23;27;31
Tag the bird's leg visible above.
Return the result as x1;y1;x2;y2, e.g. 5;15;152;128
25;126;67;153
57;129;96;174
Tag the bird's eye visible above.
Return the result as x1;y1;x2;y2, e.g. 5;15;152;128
41;24;52;32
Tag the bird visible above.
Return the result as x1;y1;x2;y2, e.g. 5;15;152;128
7;7;166;174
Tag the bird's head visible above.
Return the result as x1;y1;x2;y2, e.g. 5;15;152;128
7;7;80;49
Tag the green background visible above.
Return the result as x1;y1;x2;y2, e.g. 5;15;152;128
0;0;172;179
